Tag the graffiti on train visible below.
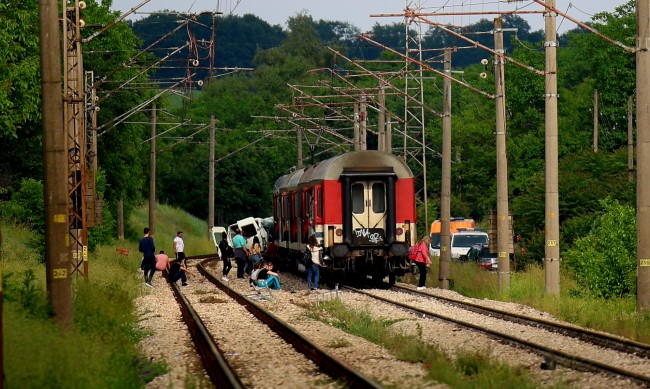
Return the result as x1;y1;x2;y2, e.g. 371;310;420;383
354;228;385;244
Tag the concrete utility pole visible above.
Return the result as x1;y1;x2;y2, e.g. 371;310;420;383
0;226;3;387
629;96;635;182
593;89;599;153
360;96;368;151
386;112;393;153
149;104;156;235
544;0;561;296
40;0;73;326
637;0;650;310
494;18;511;294
439;48;452;290
209;115;215;235
297;126;303;168
354;103;360;151
378;86;386;152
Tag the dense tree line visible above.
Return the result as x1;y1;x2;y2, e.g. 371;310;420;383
0;0;638;293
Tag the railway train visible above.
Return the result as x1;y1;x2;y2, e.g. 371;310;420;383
272;150;417;285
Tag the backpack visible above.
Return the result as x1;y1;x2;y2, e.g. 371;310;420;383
251;268;262;283
408;245;419;261
303;247;313;266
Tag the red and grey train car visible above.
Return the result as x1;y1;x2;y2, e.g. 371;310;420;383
272;150;417;285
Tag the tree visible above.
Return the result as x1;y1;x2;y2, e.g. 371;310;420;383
563;199;636;298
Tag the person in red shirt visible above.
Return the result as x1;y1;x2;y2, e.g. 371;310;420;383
155;250;170;273
411;236;432;290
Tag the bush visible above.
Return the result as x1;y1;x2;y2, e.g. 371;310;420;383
3;178;44;231
563;199;636;298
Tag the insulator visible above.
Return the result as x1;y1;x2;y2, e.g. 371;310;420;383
480;58;489;65
79;1;87;9
480;72;488;79
192;59;199;66
79;19;85;28
197;80;204;86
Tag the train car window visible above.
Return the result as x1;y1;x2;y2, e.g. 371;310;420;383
317;187;323;218
351;183;365;214
295;191;301;216
372;183;385;213
305;190;313;218
283;195;289;219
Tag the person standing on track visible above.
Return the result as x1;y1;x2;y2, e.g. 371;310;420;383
139;227;156;287
233;228;250;279
218;231;233;281
306;235;323;290
173;231;185;263
411;235;432;290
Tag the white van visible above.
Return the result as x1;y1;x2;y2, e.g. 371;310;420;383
211;226;228;256
228;217;271;251
450;230;489;259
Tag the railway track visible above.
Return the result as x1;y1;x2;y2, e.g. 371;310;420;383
391;284;650;359
170;256;382;388
344;285;650;387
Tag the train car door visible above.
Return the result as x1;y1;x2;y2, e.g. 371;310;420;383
350;180;386;245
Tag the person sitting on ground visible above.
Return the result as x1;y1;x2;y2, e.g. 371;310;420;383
255;261;281;290
168;257;192;287
155;250;170;275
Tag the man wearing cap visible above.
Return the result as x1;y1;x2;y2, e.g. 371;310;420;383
232;228;250;279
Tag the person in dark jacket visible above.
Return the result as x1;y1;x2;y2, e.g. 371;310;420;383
168;257;191;287
138;227;156;287
218;232;233;281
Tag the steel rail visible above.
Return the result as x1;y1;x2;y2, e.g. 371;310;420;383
167;254;244;388
344;285;650;386
196;258;383;389
392;284;650;359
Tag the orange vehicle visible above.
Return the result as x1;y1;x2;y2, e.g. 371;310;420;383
429;218;475;256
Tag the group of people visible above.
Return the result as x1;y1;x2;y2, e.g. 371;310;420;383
139;228;193;288
217;229;282;290
141;225;432;292
217;230;325;291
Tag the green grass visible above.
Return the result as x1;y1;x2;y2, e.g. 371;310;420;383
1;203;217;388
2;223;165;388
422;257;650;344
309;299;567;388
130;202;216;257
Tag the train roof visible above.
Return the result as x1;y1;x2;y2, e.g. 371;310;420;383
297;164;316;188
286;168;305;189
273;168;304;193
310;151;413;181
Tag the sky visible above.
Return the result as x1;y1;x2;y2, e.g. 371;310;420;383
110;0;630;33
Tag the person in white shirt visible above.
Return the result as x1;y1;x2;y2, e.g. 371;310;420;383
306;235;323;290
173;231;185;262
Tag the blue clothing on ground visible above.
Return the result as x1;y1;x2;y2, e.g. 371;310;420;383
258;275;280;290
